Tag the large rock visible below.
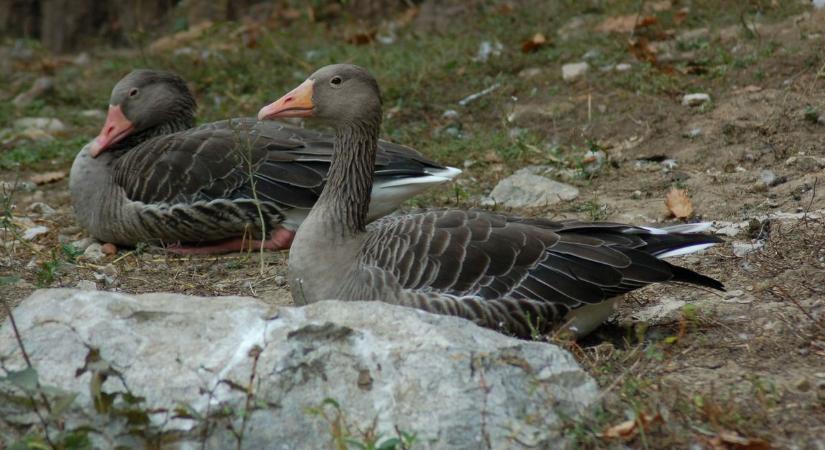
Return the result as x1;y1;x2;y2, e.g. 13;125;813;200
0;289;597;449
486;169;580;208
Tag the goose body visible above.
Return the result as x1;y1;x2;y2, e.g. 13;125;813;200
258;64;724;338
69;70;460;252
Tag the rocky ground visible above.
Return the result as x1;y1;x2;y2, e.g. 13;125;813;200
2;0;825;448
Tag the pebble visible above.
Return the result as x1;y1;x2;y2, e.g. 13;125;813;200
582;149;606;174
631;190;642;199
562;62;589;81
12;76;54;108
274;275;287;286
70;237;96;252
518;67;543;78
75;280;97;290
760;169;776;186
685;127;702;138
442;109;460;120
0;180;37;193
13;117;67;133
27;202;56;216
22;226;49;240
80;110;105;120
682;93;711;107
82;243;106;262
615;63;632;72
732;241;764;257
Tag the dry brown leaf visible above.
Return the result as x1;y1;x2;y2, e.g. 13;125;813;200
30;170;66;185
602;412;663;440
674;8;689;25
595;14;657;34
629;37;658;63
521;33;548;53
665;188;694;218
346;30;377;45
649;0;673;12
150;21;213;53
709;430;771;450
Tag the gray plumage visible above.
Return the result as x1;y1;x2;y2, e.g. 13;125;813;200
69;70;460;247
260;64;724;338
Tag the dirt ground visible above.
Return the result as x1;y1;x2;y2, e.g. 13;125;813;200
1;1;824;448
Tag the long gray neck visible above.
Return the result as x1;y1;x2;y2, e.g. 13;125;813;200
313;121;379;237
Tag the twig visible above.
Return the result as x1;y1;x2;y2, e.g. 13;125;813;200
458;83;501;107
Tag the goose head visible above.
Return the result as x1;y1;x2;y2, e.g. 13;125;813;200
89;69;196;157
257;64;382;128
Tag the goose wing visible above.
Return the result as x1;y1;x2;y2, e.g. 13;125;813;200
363;210;722;335
112;119;451;210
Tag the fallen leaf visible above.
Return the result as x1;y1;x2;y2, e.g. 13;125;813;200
30;170;66;185
649;0;672;12
602;412;663;440
629;37;658;63
150;21;213;53
674;8;689;25
483;151;503;163
521;33;548;53
101;243;118;256
347;30;377;45
665;188;694;218
595;14;657;34
709;430;771;450
734;85;763;94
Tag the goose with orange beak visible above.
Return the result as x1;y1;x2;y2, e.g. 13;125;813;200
69;69;460;254
256;64;723;338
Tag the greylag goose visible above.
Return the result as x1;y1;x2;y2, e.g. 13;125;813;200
69;69;460;254
257;64;725;338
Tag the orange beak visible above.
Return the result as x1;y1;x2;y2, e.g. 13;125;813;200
258;79;315;120
89;105;134;158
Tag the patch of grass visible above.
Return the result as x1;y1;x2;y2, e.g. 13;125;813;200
0;136;88;171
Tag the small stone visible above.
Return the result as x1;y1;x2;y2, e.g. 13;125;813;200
75;280;97;290
486;170;579;208
615;63;632;72
14;117;66;133
70;237;95;252
785;155;825;172
518;67;543;78
760;169;776;186
473;40;503;62
661;159;678;171
684;127;702;138
724;289;744;298
12;77;54;108
27;202;56;216
582;49;601;61
82;243;106;262
442;109;460;120
682;93;711;107
22;226;49;241
274;275;287;287
582;150;606;174
0;180;37;193
796;377;811;392
562;62;589;81
631;190;642;200
101;243;118;256
80;110;105;120
732;241;764;257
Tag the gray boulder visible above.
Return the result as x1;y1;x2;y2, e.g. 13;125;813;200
486;168;580;208
0;289;598;449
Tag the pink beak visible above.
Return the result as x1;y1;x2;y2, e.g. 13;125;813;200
258;79;315;120
89;105;134;158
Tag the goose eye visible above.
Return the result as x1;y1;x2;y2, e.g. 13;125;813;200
329;76;343;87
129;88;139;97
